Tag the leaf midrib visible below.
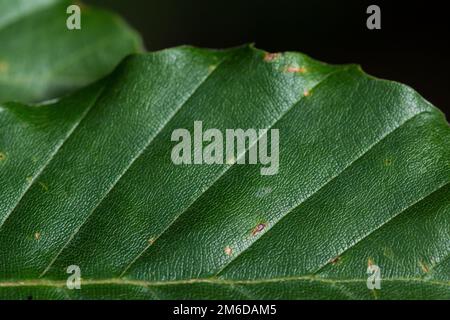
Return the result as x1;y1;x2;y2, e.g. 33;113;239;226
0;275;449;289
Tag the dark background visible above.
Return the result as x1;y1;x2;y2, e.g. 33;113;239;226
86;0;449;117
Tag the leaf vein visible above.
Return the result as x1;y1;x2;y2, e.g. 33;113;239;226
313;181;450;276
40;52;233;277
216;110;433;276
0;276;449;289
119;66;351;277
0;85;106;229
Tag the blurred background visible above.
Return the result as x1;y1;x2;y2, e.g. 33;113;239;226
86;0;449;116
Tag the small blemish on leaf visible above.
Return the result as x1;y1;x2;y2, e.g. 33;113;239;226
330;256;341;265
384;158;393;166
26;176;33;183
38;182;49;192
34;232;41;240
419;260;429;273
303;90;311;97
0;61;9;73
264;52;280;62
226;156;236;165
286;66;306;73
252;223;267;236
208;64;217;73
224;246;233;256
367;258;374;267
148;238;155;245
0;152;6;161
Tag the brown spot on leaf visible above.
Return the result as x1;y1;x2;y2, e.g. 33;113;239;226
264;52;280;62
384;158;393;166
286;66;306;73
330;256;341;265
303;90;311;97
252;223;267;236
419;260;429;273
0;152;6;161
224;246;233;256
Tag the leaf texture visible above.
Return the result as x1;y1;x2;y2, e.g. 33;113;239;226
0;46;449;299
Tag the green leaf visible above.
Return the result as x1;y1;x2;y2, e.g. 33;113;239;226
0;0;143;103
0;46;449;300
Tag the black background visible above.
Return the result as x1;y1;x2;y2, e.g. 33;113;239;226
3;300;447;318
86;0;449;117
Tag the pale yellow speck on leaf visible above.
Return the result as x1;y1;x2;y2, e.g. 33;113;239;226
0;61;9;73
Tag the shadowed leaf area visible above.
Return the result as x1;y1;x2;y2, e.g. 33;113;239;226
0;0;143;103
